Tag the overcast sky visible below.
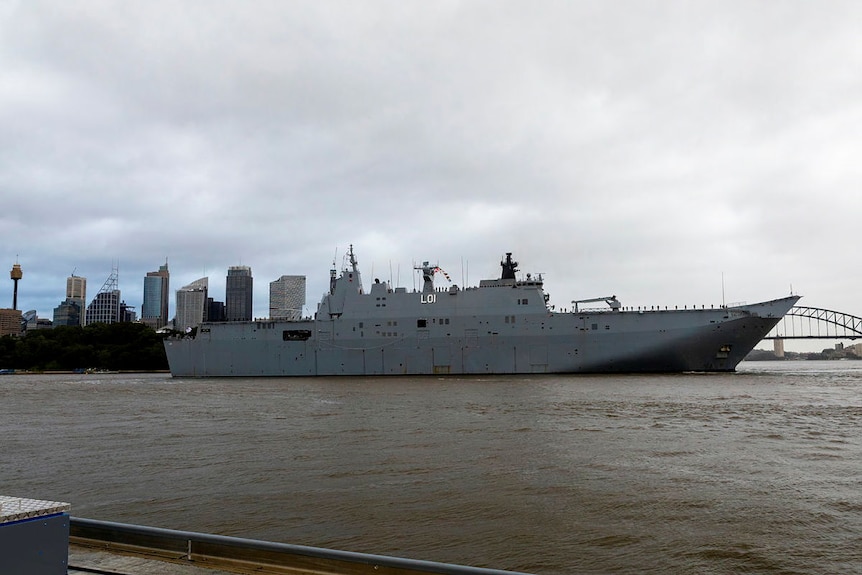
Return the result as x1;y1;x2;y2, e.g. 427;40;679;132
2;1;860;350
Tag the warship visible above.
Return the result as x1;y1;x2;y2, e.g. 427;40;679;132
164;247;799;377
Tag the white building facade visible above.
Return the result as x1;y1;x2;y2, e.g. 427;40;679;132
269;275;306;320
175;278;208;332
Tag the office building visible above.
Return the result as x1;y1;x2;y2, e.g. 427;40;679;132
119;301;136;323
226;266;253;321
52;299;82;327
22;310;51;330
207;298;226;322
85;269;121;325
142;262;170;329
175;278;208;332
269;275;306;320
0;308;22;337
53;274;87;327
67;275;87;324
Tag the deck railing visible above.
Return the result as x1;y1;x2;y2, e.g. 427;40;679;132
70;517;533;575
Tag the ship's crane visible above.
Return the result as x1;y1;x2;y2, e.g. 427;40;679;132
571;296;621;312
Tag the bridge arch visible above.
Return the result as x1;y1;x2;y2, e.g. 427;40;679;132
764;306;862;340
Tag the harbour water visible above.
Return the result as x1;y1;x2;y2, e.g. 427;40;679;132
2;362;860;574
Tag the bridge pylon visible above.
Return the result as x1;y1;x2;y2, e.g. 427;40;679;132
773;338;784;358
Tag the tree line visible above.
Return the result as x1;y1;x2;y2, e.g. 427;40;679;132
0;323;170;372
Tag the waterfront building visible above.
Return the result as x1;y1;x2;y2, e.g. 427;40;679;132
175;278;208;332
226;266;253;321
85;269;121;325
269;275;306;320
141;262;170;329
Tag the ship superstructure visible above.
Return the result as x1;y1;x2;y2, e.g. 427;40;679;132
164;246;799;377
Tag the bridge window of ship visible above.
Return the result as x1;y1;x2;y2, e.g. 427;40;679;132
417;319;427;328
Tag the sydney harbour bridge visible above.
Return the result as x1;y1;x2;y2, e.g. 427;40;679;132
762;305;862;354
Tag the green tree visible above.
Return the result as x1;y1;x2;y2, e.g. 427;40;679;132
0;323;168;371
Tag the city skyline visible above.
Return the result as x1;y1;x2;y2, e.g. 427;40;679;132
1;258;316;327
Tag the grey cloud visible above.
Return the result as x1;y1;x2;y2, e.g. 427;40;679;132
1;1;860;353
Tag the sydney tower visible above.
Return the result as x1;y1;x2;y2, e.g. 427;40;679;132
10;263;22;310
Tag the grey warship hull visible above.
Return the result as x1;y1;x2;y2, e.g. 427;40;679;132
164;250;799;377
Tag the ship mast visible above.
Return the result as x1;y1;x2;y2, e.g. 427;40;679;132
347;244;358;273
415;261;435;293
500;253;518;280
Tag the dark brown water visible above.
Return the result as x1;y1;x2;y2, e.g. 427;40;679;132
2;361;860;574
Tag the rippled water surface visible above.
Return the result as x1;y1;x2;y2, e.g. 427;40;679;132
2;361;861;574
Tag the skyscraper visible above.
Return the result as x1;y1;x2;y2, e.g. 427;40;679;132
226;266;253;321
85;268;120;325
175;278;208;332
269;275;306;320
66;275;87;326
207;297;226;322
142;262;170;329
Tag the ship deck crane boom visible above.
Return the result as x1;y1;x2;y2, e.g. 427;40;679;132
571;296;621;312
